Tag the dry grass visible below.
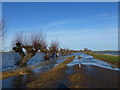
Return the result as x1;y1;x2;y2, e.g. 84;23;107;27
26;56;75;88
68;65;95;88
68;73;84;88
1;61;49;80
68;65;84;88
1;56;75;80
77;56;82;60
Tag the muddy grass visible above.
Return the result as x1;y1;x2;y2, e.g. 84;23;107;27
26;56;75;88
77;56;82;60
68;64;119;88
1;60;50;80
68;65;98;88
1;56;75;80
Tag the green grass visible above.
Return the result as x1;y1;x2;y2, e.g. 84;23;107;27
91;51;120;52
87;53;120;66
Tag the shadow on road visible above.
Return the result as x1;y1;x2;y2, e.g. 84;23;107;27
57;83;70;89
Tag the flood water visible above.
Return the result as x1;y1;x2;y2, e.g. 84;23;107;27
1;52;120;88
1;53;46;72
67;52;120;71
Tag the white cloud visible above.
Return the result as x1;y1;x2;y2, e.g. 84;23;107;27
45;28;118;50
3;27;118;51
44;21;66;28
96;13;108;17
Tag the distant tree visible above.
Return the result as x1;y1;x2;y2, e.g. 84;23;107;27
12;32;47;66
84;48;91;52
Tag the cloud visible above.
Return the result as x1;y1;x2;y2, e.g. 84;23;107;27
43;13;117;30
45;28;118;50
96;13;108;17
44;21;67;28
3;27;118;51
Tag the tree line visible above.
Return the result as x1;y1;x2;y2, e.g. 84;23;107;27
0;20;76;66
12;32;73;66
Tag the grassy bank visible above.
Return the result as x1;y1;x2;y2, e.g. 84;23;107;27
27;56;75;88
87;52;120;66
91;51;120;52
1;56;75;80
1;60;52;80
1;63;44;80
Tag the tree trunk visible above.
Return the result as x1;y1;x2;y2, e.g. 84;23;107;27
56;52;59;57
18;52;36;65
44;53;50;60
51;52;54;58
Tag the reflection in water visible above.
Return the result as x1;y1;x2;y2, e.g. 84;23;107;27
13;75;25;88
2;56;67;88
13;71;35;88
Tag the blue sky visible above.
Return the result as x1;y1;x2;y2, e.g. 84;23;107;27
2;2;118;51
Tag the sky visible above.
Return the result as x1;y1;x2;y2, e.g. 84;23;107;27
2;2;118;51
2;0;120;2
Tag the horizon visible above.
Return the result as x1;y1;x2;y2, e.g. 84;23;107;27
2;2;118;51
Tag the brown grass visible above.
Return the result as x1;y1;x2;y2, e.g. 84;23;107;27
77;56;82;60
1;56;75;80
1;61;49;80
68;65;94;88
26;56;75;88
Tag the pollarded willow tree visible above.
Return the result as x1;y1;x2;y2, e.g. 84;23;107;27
49;40;59;58
12;32;47;66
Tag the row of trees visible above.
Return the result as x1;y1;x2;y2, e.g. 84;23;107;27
0;20;73;66
83;48;92;52
12;32;72;66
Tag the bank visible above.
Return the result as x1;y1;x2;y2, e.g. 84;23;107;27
86;52;120;67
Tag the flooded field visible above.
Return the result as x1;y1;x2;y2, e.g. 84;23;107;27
1;53;46;72
1;52;120;88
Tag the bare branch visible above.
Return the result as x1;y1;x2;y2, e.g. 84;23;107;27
12;32;47;52
0;20;6;38
12;32;48;65
50;40;59;52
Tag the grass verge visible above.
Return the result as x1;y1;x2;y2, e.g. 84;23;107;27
1;60;51;80
1;56;75;80
87;52;120;67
